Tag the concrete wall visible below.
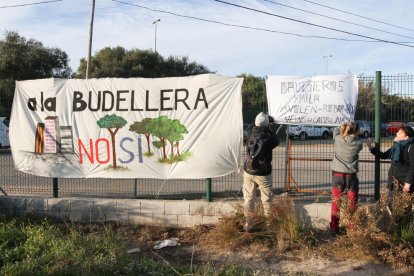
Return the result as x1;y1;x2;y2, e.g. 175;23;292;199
0;196;331;229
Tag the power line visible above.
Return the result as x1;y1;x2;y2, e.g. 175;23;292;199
0;0;62;9
110;0;400;44
263;0;414;40
213;0;414;49
302;0;414;33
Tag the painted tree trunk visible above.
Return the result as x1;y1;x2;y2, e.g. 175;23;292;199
145;133;151;154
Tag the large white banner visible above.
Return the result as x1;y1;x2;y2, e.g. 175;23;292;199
10;74;243;179
266;75;358;126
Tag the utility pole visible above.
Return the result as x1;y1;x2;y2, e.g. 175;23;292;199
86;0;95;79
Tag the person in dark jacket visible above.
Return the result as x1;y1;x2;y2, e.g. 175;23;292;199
367;126;414;196
330;121;363;233
243;112;279;232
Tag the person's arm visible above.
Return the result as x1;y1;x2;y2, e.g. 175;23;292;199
366;139;391;159
370;147;392;159
272;134;280;149
268;122;279;135
332;127;340;142
357;140;363;153
403;144;414;192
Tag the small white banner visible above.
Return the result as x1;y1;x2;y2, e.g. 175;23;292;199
266;75;358;126
10;74;243;179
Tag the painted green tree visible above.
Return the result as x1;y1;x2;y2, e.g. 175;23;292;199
147;116;189;161
147;116;173;160
96;114;127;168
166;119;188;157
129;118;154;156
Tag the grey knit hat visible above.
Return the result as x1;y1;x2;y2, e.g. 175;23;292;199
255;112;269;127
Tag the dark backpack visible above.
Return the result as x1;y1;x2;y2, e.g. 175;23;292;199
245;137;267;174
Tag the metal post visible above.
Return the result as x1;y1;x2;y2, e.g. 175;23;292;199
206;178;212;202
284;129;289;192
374;71;382;201
134;179;138;198
52;178;58;198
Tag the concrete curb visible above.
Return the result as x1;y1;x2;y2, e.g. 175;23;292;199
0;196;331;229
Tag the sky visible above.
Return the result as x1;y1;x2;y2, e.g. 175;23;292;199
1;0;414;77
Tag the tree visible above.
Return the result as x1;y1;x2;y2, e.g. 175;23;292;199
166;119;188;157
73;47;211;78
96;114;127;168
0;31;71;113
129;118;154;156
130;116;188;161
0;31;71;80
355;79;375;120
163;56;210;77
147;116;174;160
356;77;396;122
238;73;267;107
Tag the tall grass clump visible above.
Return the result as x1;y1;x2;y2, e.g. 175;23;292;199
199;196;304;252
0;214;131;275
341;182;414;268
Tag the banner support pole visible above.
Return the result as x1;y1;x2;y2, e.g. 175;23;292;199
52;178;58;198
374;71;382;201
206;178;212;202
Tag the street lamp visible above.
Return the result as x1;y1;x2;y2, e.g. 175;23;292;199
323;54;333;75
152;19;161;52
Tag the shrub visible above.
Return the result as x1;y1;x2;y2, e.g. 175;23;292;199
341;183;414;268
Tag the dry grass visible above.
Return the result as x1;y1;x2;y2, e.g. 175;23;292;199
118;187;413;270
198;196;304;254
340;181;414;268
190;181;413;270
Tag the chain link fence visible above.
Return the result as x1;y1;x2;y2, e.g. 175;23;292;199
1;74;413;200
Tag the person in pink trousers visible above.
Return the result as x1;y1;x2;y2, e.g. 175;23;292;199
330;121;363;233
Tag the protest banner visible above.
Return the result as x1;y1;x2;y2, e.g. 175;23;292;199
10;74;243;179
266;75;358;126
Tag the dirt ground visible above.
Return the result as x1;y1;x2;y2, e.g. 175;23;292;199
123;226;414;275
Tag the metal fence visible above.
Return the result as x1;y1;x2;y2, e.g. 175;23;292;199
1;73;413;201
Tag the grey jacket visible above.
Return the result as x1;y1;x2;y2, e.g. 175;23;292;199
331;127;363;173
